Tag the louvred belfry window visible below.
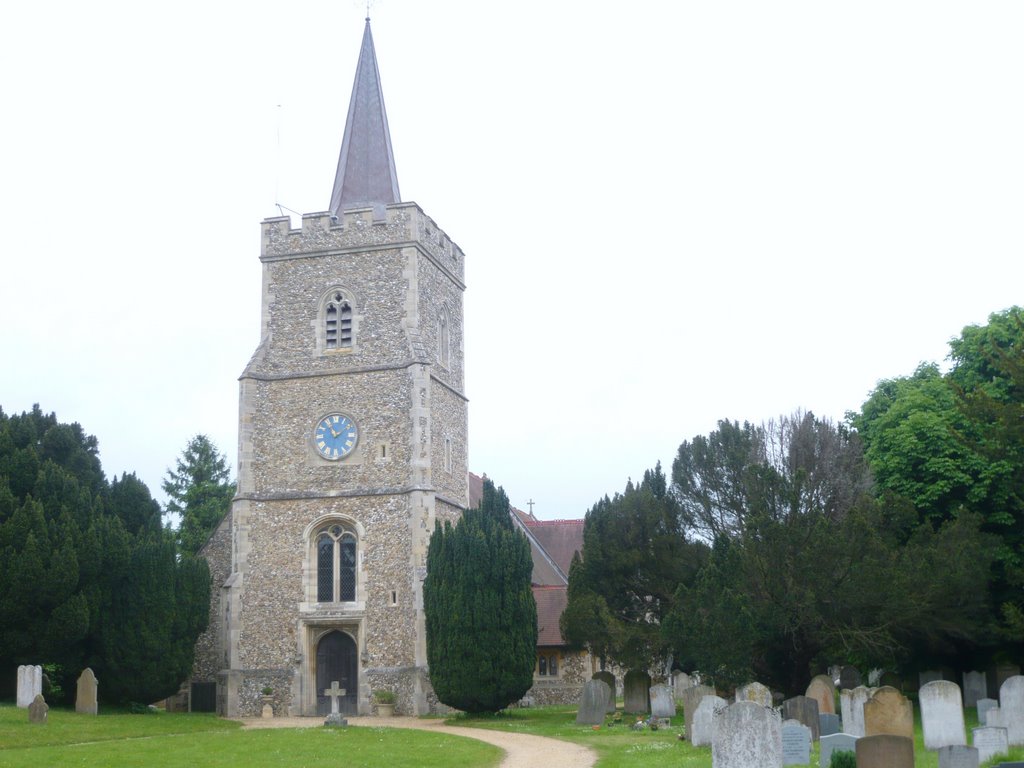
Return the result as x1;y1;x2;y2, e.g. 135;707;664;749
326;293;352;349
316;525;357;603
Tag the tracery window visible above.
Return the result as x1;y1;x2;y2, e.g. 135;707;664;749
316;524;357;602
325;292;353;350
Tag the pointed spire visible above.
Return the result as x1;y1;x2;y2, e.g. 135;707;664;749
329;18;401;216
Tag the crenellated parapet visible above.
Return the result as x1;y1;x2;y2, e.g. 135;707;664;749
261;202;465;284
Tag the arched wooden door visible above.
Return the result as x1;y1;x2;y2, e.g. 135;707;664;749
316;631;358;715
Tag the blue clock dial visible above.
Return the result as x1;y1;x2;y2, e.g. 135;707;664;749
314;413;358;460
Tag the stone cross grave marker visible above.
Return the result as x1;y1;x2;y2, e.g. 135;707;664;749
592;671;616;713
650;683;674;718
711;700;782;768
962;671;986;708
864;685;914;739
75;668;98;715
937;744;979;768
840;686;871;737
806;673;836;715
977;698;997;726
971;726;1009;764
781;719;810;766
690;694;726;747
28;694;48;724
623;670;651;714
323;681;347;726
17;665;42;708
576;679;610;725
920;680;966;750
820;733;858;766
1000;675;1024;746
682;684;715;741
856;734;914;768
782;695;820;741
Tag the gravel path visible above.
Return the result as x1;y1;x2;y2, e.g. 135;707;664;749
236;715;597;768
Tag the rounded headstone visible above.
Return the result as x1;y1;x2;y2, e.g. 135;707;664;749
592;671;616;713
864;686;914;739
999;675;1024;746
711;700;782;768
576;679;611;725
920;680;966;751
690;694;727;747
806;674;836;715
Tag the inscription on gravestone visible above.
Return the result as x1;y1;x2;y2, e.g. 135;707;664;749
970;727;1008;765
781;720;811;766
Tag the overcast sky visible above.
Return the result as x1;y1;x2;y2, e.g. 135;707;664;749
2;1;1022;521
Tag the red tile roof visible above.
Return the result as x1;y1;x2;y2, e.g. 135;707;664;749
523;519;584;576
533;585;569;646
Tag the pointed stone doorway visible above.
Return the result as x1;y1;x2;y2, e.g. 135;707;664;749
316;630;358;715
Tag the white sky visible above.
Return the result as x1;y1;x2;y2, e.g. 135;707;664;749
1;1;1022;521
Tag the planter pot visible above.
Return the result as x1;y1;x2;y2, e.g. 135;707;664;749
375;703;395;717
260;695;274;719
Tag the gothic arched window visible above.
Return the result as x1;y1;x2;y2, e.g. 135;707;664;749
325;292;353;350
316;524;357;603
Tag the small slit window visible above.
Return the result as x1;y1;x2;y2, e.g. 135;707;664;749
437;310;450;368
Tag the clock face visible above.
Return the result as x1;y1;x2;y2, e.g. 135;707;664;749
314;413;358;460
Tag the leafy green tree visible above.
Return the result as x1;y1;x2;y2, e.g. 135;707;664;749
423;478;536;713
162;435;235;555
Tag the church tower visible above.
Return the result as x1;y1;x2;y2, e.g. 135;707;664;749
193;19;468;717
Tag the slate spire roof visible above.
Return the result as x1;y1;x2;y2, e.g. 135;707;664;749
329;17;401;216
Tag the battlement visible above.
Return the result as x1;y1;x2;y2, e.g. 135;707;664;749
260;202;464;281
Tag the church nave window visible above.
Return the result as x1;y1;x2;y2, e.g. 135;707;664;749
316;525;357;603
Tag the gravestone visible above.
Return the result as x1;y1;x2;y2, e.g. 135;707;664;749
623;670;651;714
673;671;691;699
17;665;42;708
736;681;773;707
987;707;1006;728
75;668;98;715
820;733;858;766
650;684;675;718
880;671;903;690
576;679;611;725
839;666;862;690
972;726;1009;764
937;745;979;768
781;719;811;766
840;685;870;737
806;674;836;715
819;712;841;736
782;695;820;741
322;680;347;727
856;734;914;768
682;684;715;742
691;694;727;747
962;671;986;708
711;700;782;768
994;664;1020;695
921;670;945;686
593;671;617;713
977;698;998;726
999;675;1024;745
864;686;914;739
28;694;48;724
920;680;966;750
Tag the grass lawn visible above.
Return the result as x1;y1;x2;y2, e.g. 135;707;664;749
0;705;500;768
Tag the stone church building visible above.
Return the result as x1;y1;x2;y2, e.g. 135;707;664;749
189;19;592;717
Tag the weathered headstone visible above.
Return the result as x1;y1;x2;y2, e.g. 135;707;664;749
977;698;998;726
987;707;1006;728
856;734;914;768
972;726;1009;764
16;665;42;708
691;694;727;747
819;712;840;736
880;671;903;690
673;671;691;699
999;675;1024;746
806;674;836;715
576;679;611;725
920;680;966;750
782;695;820;742
593;671;616;713
937;745;979;768
682;684;715;742
75;668;98;715
323;680;347;727
623;670;651;714
650;683;674;718
840;685;871;737
28;694;48;724
820;733;858;766
864;686;914;739
736;681;773;707
781;719;811;766
921;669;945;686
839;666;862;690
962;671;986;708
711;700;782;768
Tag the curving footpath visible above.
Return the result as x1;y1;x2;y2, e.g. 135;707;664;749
238;715;597;768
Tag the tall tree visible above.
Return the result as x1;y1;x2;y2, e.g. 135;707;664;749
162;435;235;555
423;478;536;713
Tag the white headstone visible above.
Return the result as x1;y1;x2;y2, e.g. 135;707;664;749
711;700;782;768
673;671;691;700
839;686;871;737
999;675;1024;746
937;744;979;768
650;683;675;718
16;665;42;708
971;725;1008;764
986;707;1005;728
976;697;997;726
781;719;811;766
691;694;727;747
920;680;966;750
962;671;986;708
820;733;858;766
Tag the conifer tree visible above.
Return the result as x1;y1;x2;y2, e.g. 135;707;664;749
162;435;235;555
423;478;536;713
